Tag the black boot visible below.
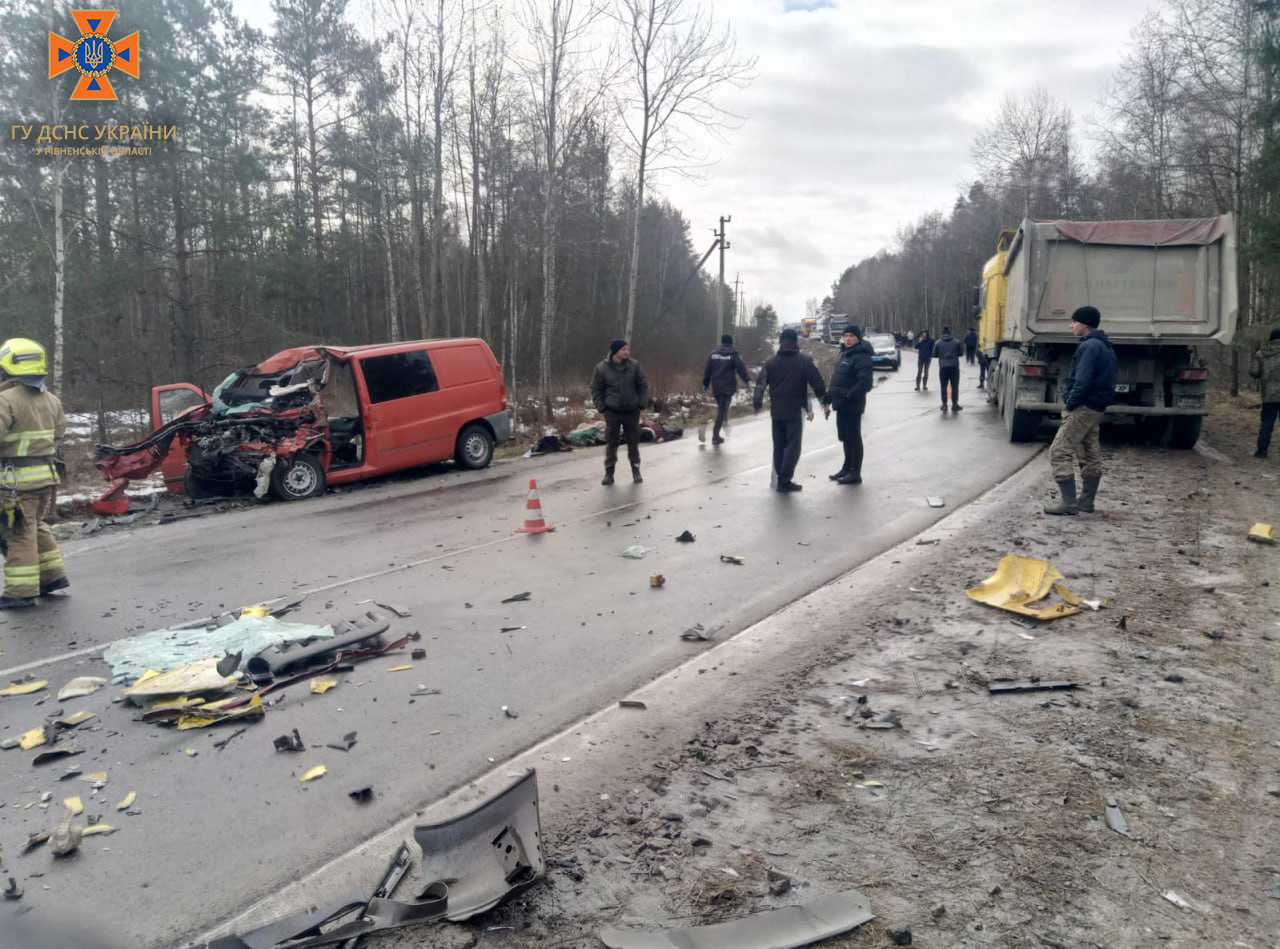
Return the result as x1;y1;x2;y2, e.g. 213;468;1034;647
40;577;70;595
601;467;614;486
829;468;849;481
0;596;37;610
836;471;862;485
1044;480;1078;515
631;465;643;484
1077;476;1101;513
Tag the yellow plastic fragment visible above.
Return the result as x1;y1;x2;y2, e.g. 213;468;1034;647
19;727;47;750
310;679;338;695
60;711;96;727
0;679;48;697
300;765;327;782
240;604;271;618
184;747;198;757
965;554;1084;620
146;696;206;712
133;669;161;686
63;796;83;816
1247;522;1276;545
82;824;116;836
116;791;136;811
82;771;108;783
863;780;885;788
177;692;263;730
387;665;412;673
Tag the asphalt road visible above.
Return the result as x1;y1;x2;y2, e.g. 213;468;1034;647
0;355;1036;949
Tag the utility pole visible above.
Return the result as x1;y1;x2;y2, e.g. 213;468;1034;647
733;273;741;327
714;215;731;340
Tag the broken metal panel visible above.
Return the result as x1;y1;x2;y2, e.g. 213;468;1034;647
988;679;1079;694
598;890;875;949
965;554;1084;620
414;768;545;921
208;893;369;949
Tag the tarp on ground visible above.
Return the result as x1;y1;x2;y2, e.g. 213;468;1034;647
102;616;335;685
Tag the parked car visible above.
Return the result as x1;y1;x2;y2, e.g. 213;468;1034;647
867;333;900;370
95;338;512;501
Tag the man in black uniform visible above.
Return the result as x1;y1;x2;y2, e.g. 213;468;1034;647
701;334;751;444
824;325;874;485
753;328;827;492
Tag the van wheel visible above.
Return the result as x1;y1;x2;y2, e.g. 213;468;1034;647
456;424;495;469
270;453;326;501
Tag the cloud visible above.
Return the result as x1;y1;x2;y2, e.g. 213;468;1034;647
782;0;837;11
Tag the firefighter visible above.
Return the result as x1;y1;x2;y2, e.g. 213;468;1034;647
0;338;69;609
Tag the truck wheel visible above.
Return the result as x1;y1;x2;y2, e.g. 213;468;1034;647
1004;402;1039;442
455;423;495;469
270;453;327;501
1168;416;1203;450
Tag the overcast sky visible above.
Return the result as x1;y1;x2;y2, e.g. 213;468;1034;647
232;0;1155;323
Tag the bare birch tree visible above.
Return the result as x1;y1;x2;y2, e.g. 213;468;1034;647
972;84;1077;221
615;0;752;339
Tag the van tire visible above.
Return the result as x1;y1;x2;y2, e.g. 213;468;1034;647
456;424;494;469
270;452;327;501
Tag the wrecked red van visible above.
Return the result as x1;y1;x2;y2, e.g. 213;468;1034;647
95;339;512;501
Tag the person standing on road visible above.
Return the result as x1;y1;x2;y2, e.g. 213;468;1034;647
1044;306;1117;515
702;334;751;445
1250;327;1280;458
824;325;874;485
977;349;990;391
964;327;978;365
591;339;649;485
914;330;934;391
0;338;69;609
753;327;828;492
933;327;964;412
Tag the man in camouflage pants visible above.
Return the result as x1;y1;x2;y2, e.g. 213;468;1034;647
1045;306;1117;516
1250;327;1280;459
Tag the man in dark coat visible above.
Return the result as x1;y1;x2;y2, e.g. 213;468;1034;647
914;330;934;391
824;325;874;485
1249;327;1280;458
1045;306;1118;515
964;327;978;365
753;328;828;492
933;327;964;412
591;339;649;485
702;334;751;444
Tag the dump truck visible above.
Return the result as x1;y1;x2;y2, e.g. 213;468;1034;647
977;215;1237;447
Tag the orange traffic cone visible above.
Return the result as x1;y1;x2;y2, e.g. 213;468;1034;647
515;478;556;534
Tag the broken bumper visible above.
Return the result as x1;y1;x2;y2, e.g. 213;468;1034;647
485;408;513;445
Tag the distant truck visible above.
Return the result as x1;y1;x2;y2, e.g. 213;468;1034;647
823;314;848;344
978;216;1237;447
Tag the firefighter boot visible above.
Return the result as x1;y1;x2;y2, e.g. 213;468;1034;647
1043;480;1078;516
601;467;615;486
40;577;70;595
0;596;37;610
1077;476;1101;514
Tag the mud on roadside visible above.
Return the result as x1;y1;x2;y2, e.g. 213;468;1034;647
416;400;1279;949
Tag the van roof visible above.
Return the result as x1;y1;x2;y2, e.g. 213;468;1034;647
255;338;488;373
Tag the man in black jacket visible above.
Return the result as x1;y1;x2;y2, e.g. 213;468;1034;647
1045;306;1117;515
933;327;964;412
591;339;649;485
914;330;934;391
824;325;874;485
964;327;978;364
753;328;828;492
702;334;751;444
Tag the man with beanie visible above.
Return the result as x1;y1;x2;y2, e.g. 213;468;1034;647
591;339;649;485
824;325;874;485
964;327;978;365
753;327;828;492
702;334;751;445
1045;305;1117;515
0;338;69;609
933;327;964;412
1249;327;1280;458
914;330;934;391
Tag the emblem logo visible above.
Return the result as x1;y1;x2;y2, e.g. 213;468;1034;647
48;10;140;101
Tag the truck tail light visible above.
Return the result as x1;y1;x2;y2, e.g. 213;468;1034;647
1018;365;1046;377
1176;368;1208;381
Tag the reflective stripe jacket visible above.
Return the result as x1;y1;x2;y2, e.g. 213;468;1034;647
0;379;66;490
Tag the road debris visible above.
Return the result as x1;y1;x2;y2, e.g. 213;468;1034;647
214;726;250;751
1162;890;1195;912
300;765;327;782
387;665;412;673
599;890;873;949
926;496;945;508
502;705;518;719
326;731;358;751
0;678;48;697
116;791;136;811
1104;798;1133;838
500;626;525;633
310;678;338;695
3;876;21;900
966;554;1085;620
374;601;413;617
501;591;533;603
888;926;914;946
720;554;745;565
216;651;243;677
32;747;83;766
1247;522;1275;544
411;648;426;660
621;546;651;559
274;729;305;752
988;678;1080;694
49;806;84;857
56;676;107;701
247;612;390;680
619;700;647;710
681;624;712;641
123;659;237;700
349;786;374;803
650;574;666;588
676;530;695;543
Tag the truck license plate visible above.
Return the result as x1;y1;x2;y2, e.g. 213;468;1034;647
1177;396;1201;407
1114;384;1131;393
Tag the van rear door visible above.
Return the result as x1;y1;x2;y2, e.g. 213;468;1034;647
355;348;454;468
150;384;209;495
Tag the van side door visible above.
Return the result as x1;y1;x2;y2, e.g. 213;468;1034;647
356;349;453;468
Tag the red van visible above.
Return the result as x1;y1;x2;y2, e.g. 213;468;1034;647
96;339;512;501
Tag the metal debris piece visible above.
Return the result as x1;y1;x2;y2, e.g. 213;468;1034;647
926;496;945;508
183;747;198;757
410;648;426;660
374;602;414;618
56;676;107;701
719;555;744;565
3;876;21;900
19;727;49;750
988;679;1080;695
0;678;48;697
1104;798;1133;838
501;592;532;603
415;768;545;921
599;890;874;949
862;711;902;730
619;700;647;710
123;659;236;699
349;787;374;803
246;612;389;680
410;687;441;697
274;729;305;752
32;747;83;766
216;651;243;677
214;726;250;751
326;732;358;752
499;626;525;634
82;823;116;837
301;764;327;782
675;531;695;543
0;737;18;750
63;796;84;816
966;554;1085;620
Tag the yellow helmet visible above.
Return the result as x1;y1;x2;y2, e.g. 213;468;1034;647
0;338;49;379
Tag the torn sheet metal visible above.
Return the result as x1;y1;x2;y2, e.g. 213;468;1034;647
122;658;237;699
598;890;874;949
965;554;1084;620
415;768;545;921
